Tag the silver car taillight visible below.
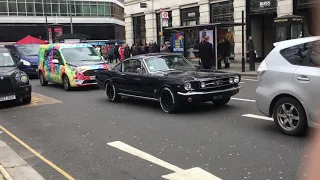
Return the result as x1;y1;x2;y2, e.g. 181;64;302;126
257;60;268;81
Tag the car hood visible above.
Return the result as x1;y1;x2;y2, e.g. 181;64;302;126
0;67;18;76
67;60;107;67
21;56;38;64
158;69;238;81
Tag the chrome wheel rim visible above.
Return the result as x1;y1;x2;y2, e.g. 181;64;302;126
160;88;174;112
40;74;44;84
106;84;115;100
277;103;300;131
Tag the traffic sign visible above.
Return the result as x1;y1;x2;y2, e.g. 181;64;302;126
162;11;169;19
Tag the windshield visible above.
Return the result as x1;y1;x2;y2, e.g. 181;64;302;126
61;47;103;62
0;51;15;67
144;55;195;72
16;45;41;56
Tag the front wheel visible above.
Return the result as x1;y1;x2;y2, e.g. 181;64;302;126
273;97;308;136
22;96;31;104
212;97;230;107
105;82;121;102
159;87;180;113
63;75;72;91
39;72;48;86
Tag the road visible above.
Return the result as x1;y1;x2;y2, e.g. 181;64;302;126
0;78;308;180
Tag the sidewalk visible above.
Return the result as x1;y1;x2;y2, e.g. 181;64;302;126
0;139;44;180
223;61;259;77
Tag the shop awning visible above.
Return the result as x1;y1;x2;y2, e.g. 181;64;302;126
15;35;48;45
164;22;245;31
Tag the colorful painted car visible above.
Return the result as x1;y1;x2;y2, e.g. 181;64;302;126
38;43;110;90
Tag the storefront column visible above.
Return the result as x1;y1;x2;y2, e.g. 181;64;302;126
145;11;157;44
125;15;134;46
199;0;210;24
277;0;293;17
171;7;180;26
233;0;246;62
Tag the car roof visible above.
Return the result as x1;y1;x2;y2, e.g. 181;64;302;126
40;43;93;50
274;36;320;50
130;53;182;60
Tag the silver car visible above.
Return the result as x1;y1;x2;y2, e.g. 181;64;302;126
256;36;320;136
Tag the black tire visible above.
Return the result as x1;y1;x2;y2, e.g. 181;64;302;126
63;75;72;91
212;97;230;107
273;97;308;136
39;72;48;86
105;82;121;102
22;96;31;104
159;87;180;113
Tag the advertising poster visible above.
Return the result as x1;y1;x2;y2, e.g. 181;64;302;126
171;32;184;54
54;27;63;37
48;28;53;43
199;30;214;45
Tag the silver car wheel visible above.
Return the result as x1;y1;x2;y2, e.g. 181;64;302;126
277;103;300;131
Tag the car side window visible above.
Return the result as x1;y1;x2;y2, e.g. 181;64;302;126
308;41;320;67
123;59;142;73
113;63;122;72
280;41;315;65
53;49;63;65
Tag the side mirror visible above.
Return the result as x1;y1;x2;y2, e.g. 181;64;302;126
17;61;23;68
52;59;59;64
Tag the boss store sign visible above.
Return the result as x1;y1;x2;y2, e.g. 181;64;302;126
180;7;200;21
250;0;277;14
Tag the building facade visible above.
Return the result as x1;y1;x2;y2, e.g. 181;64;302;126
0;0;125;42
124;0;315;60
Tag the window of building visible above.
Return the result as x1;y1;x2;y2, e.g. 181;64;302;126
0;1;8;15
51;3;59;15
8;2;17;15
59;3;68;16
210;1;234;23
83;2;90;16
26;2;35;16
105;2;111;16
90;2;97;16
180;7;199;26
35;2;43;16
17;2;26;16
280;41;315;65
133;15;146;46
97;3;104;16
75;1;82;16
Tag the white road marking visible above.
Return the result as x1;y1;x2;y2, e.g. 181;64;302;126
231;97;256;102
242;78;258;82
239;82;245;84
242;114;273;121
108;141;221;180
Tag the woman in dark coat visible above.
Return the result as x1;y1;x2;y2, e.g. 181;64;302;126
199;36;214;69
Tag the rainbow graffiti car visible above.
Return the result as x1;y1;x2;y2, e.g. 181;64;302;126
38;43;110;90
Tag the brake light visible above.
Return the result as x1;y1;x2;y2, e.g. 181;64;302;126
257;60;268;80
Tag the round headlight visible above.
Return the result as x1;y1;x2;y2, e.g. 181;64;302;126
20;75;29;83
229;78;234;84
184;82;192;91
20;59;31;66
200;82;206;88
234;75;240;83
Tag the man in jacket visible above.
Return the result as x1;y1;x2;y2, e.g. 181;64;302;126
199;36;214;69
246;36;256;71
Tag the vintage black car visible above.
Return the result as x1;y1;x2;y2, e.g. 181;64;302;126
0;47;32;104
95;53;241;113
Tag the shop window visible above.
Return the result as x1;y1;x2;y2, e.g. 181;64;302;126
133;15;146;46
180;7;199;26
210;1;234;23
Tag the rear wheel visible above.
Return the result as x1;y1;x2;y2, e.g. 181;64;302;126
39;72;48;86
212;97;230;107
273;97;308;136
63;75;72;91
159;87;180;113
105;82;121;102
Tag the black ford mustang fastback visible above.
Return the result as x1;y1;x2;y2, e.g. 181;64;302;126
96;53;241;113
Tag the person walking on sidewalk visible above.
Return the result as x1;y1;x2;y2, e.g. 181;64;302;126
124;44;131;59
246;36;256;71
114;43;120;63
199;36;214;69
108;45;115;63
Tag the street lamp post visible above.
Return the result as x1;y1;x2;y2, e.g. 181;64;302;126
69;0;73;34
44;0;48;40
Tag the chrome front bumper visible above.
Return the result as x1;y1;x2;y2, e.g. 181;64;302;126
177;86;242;96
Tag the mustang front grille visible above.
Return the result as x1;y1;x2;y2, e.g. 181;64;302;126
199;77;232;89
0;77;14;94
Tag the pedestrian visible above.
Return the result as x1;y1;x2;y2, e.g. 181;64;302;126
114;43;120;63
218;37;231;69
144;43;150;54
160;43;169;52
119;44;125;62
199;36;214;69
108;45;115;63
246;36;256;71
124;44;131;59
131;44;138;56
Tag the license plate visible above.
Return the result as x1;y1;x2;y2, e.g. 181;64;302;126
212;95;223;100
90;76;96;80
0;95;16;102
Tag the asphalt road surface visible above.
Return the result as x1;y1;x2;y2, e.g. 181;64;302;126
0;78;309;180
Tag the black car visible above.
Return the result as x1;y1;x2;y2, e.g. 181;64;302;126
0;47;32;104
95;53;241;113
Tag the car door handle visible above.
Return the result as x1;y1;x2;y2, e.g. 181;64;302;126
296;76;310;82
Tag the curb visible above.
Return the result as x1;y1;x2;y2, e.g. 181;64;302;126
0;140;45;180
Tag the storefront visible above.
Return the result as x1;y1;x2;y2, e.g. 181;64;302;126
180;7;200;58
156;11;172;44
132;15;146;45
249;0;277;60
210;1;235;59
295;0;317;35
